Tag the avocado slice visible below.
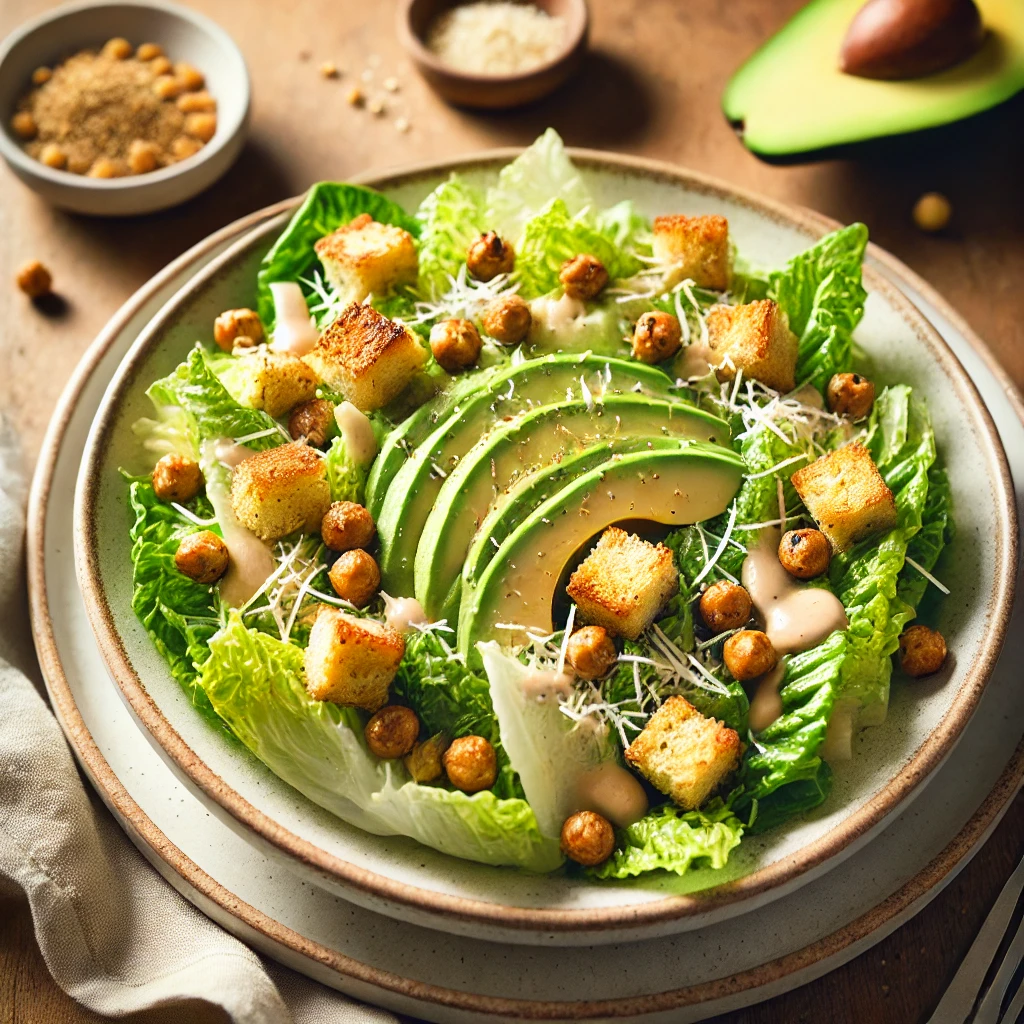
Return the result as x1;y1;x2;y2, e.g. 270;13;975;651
460;445;745;657
723;0;1024;159
375;353;684;596
413;395;730;622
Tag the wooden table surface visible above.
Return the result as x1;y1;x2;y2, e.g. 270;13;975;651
1;0;1022;1020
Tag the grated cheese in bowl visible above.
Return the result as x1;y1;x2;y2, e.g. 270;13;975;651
425;2;566;76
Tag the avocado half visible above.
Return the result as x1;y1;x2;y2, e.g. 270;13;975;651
723;0;1024;160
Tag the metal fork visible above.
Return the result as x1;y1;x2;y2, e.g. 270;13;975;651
928;852;1024;1023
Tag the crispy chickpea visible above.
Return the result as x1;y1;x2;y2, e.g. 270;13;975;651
32;67;52;85
430;318;482;373
560;810;615;867
289;398;335;447
171;136;203;161
177;90;216;113
699;580;752;633
723;629;777;681
39;144;66;169
328;549;380;606
184;112;217;143
899;624;947;678
566;626;617;681
175;62;205;91
778;529;831;580
15;259;52;299
213;307;264;352
153;75;183;100
443;735;498;793
827;372;875;420
913;192;951;233
149;55;173;76
11;111;36;139
559;254;609;301
102;37;132;60
127;139;161;174
480;294;532;345
631;311;682;364
466;232;515;281
174;530;229;584
152;453;204;502
321;500;376;552
404;733;448;783
136;42;164;61
365;705;420;759
88;157;122;178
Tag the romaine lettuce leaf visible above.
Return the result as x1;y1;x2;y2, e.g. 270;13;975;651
416;174;486;300
898;465;954;611
323;434;367;504
198;615;562;871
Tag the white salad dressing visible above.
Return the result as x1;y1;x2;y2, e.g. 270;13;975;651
213;437;258;468
573;761;649;828
819;697;857;762
676;342;714;380
788;382;825;410
268;282;319;357
381;593;429;634
519;669;574;702
749;660;786;734
530;293;587;337
334;401;378;466
200;441;276;607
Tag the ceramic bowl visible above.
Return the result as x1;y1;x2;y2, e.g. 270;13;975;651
74;151;1017;946
397;0;589;108
0;0;249;216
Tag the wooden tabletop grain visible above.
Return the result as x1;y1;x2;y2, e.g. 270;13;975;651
1;0;1022;1021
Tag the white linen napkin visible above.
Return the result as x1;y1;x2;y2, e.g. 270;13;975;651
0;415;399;1024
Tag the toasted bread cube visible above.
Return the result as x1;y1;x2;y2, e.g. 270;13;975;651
314;213;418;304
304;302;427;411
706;299;798;393
791;442;897;552
652;214;730;291
237;348;320;418
304;605;405;710
625;697;741;810
230;441;331;541
566;527;679;641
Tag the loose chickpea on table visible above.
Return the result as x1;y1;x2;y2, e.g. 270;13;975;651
15;259;53;299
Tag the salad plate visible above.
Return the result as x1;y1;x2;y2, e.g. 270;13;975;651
74;137;1016;945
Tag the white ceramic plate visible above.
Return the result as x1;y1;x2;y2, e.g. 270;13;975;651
73;152;1017;945
30;201;1024;1021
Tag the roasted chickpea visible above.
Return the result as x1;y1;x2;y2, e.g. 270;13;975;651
480;294;532;345
88;157;122;179
136;42;164;61
913;192;951;233
11;111;36;139
328;549;380;606
127;139;161;174
31;66;52;85
559;254;608;301
185;112;217;143
566;626;617;681
177;90;216;113
174;530;229;584
778;529;831;580
443;735;498;793
723;629;777;681
171;136;203;161
631;311;682;364
175;62;206;91
560;811;615;867
430;318;482;373
365;705;420;759
827;372;875;420
404;733;448;783
152;453;203;502
153;74;182;100
213;307;264;352
149;55;173;76
15;259;52;299
466;232;515;281
102;37;132;60
899;624;947;677
699;580;752;633
289;399;334;447
39;144;66;169
321;500;376;552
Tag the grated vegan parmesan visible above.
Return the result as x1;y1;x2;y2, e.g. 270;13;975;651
425;2;566;76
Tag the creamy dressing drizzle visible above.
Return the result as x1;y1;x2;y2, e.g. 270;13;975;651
335;401;378;465
268;282;319;357
519;669;574;701
749;660;786;733
529;293;587;338
573;762;649;828
788;382;825;410
213;437;258;468
676;342;713;380
819;697;857;762
381;593;428;634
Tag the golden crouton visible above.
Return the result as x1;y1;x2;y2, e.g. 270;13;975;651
625;697;741;810
652;214;730;291
566;527;679;641
706;299;798;393
304;605;405;710
304;302;427;412
791;442;897;552
230;441;331;541
237;348;319;418
314;213;418;304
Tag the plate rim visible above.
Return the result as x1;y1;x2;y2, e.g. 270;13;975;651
68;147;1019;937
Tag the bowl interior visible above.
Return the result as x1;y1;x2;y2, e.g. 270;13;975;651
78;156;1014;939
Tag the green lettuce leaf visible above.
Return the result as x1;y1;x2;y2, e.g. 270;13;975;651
256;182;421;329
594;199;651;256
323;434;367;504
198;615;562;871
898;466;954;611
416;174;486;300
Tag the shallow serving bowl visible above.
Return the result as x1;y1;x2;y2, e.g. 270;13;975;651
74;150;1017;946
0;0;249;216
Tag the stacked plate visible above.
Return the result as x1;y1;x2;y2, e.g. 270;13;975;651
29;152;1024;1022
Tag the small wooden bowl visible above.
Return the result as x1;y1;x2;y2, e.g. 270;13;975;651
397;0;589;109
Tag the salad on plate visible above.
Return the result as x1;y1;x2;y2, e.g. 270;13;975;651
127;130;954;879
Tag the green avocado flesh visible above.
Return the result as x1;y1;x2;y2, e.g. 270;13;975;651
413;395;730;622
375;353;685;596
459;445;745;656
723;0;1024;157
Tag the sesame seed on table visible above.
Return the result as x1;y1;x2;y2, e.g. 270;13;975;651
1;0;1022;1020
